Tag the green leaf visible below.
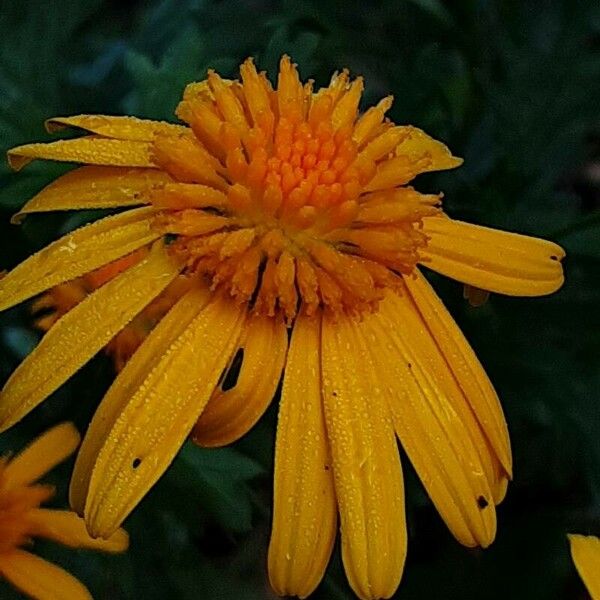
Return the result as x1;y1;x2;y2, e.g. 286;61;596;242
124;24;210;120
168;442;265;533
406;0;453;25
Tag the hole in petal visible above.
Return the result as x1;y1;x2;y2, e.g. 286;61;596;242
221;348;244;391
132;458;142;469
477;495;489;509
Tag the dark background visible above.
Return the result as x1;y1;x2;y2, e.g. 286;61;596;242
0;0;599;598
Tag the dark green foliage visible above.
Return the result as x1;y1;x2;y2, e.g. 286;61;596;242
0;0;598;597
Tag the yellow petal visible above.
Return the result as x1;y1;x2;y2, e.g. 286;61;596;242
2;422;80;488
0;549;92;600
0;206;159;312
381;286;512;506
8;136;155;171
321;313;406;600
12;166;172;223
70;285;212;514
363;292;497;548
45;114;188;141
84;295;245;538
268;313;337;598
394;126;463;171
420;216;565;296
192;314;288;447
28;509;129;553
404;270;512;479
569;534;600;600
363;128;463;191
0;243;180;432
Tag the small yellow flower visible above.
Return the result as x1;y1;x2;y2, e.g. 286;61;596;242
0;56;564;599
569;534;600;599
0;423;128;600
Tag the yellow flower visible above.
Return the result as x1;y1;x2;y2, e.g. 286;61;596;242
0;56;564;599
0;423;128;600
569;534;600;599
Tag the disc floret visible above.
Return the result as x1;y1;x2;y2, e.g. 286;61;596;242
149;56;451;321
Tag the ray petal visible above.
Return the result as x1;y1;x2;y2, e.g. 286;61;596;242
268;313;337;598
0;550;92;600
404;270;512;479
84;295;245;538
363;292;497;548
381;291;512;502
321;313;406;600
70;285;212;514
28;509;128;552
8;136;155;171
0;243;180;432
568;534;600;599
2;423;80;488
0;206;159;312
394;126;463;171
12;166;172;223
419;216;565;296
192;314;288;447
45;115;188;141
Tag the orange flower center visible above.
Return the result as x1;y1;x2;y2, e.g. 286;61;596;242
148;56;451;321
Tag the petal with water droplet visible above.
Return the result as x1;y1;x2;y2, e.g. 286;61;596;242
0;243;180;432
362;291;497;548
12;166;172;222
268;313;337;598
192;314;288;447
8;136;155;171
45;114;188;141
84;295;245;538
0;207;160;312
404;270;512;484
419;216;564;296
70;286;211;514
321;313;406;600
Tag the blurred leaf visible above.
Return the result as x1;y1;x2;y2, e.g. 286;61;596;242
406;0;453;25
554;212;600;259
124;24;209;120
168;442;265;534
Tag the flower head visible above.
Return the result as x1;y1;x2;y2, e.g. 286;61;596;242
0;423;128;600
1;56;564;599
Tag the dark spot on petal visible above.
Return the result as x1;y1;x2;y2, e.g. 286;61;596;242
550;255;558;261
202;206;226;217
132;458;142;469
324;464;330;471
220;348;244;391
477;496;489;509
332;391;338;397
407;362;412;369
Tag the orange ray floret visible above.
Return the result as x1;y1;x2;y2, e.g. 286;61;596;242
0;55;566;600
